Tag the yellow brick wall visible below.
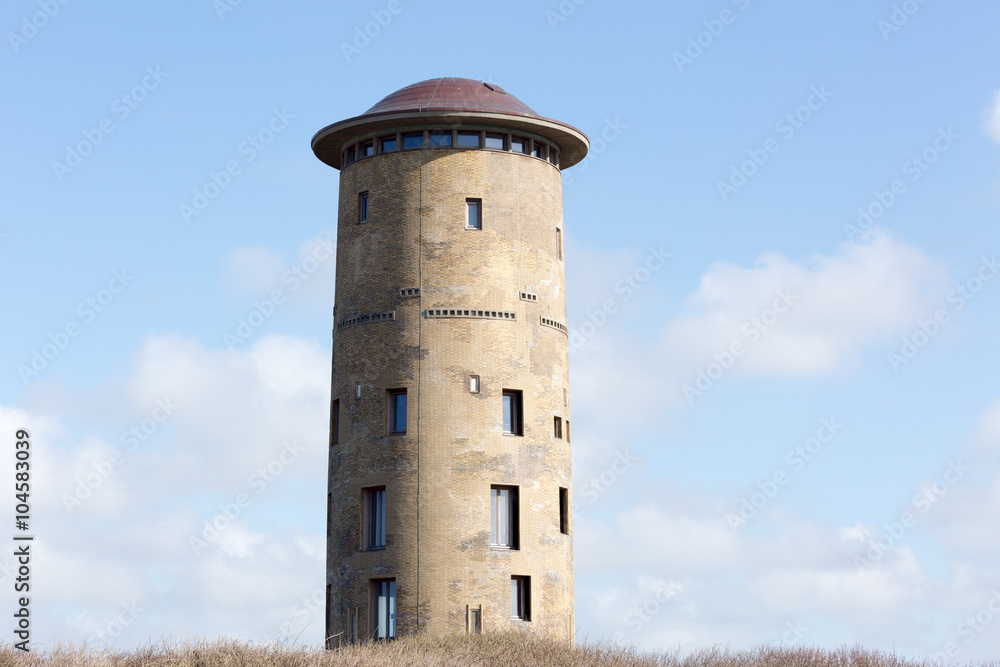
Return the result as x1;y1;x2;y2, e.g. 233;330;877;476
327;145;573;643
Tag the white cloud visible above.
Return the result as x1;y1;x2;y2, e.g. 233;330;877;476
222;230;336;308
0;333;330;648
984;90;1000;144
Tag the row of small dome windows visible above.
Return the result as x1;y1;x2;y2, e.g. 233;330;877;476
342;130;561;167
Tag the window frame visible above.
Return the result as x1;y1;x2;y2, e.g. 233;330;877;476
466;198;483;230
370;578;396;640
511;576;531;621
490;485;519;550
553;416;563;439
502;390;523;436
363;486;386;550
469;374;480;394
402;132;424;150
457;131;480;148
559;487;569;534
359;191;369;224
485;133;505;150
387;389;407;435
380;135;398;153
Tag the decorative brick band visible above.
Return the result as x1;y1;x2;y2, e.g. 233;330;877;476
336;311;396;331
424;308;517;321
540;316;568;335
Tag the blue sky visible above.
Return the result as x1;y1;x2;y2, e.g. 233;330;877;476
2;0;1000;659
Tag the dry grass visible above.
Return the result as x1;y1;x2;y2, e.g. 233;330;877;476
0;634;992;667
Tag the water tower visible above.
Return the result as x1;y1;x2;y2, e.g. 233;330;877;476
311;77;588;644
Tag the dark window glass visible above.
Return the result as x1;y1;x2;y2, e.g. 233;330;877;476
365;488;385;548
362;142;374;157
429;131;452;147
403;133;423;149
511;576;530;620
511;137;527;154
380;136;397;152
359;192;369;223
502;390;523;435
457;132;480;147
389;390;407;433
485;134;505;150
559;487;569;534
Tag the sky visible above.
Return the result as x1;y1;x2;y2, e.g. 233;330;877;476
1;0;1000;660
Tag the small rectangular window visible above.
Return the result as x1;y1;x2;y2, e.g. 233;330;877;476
371;579;396;640
403;133;423;149
457;132;480;147
491;486;519;549
380;136;397;153
362;141;374;158
359;192;369;224
356;382;362;399
511;137;528;154
559;487;569;534
330;399;340;446
511;576;530;620
485;134;505;150
363;487;386;550
533;143;545;159
388;390;407;434
502;390;523;436
556;228;563;260
554;416;562;439
469;375;480;393
429;131;452;147
466;198;482;230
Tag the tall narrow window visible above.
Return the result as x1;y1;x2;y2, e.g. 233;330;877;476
469;375;480;393
511;576;531;621
363;487;386;549
559;487;569;534
565;420;571;443
348;608;357;644
359;192;369;223
553;416;563;439
325;583;333;649
388;390;407;434
466;198;482;230
330;399;340;446
556;228;563;260
356;383;362;399
502;390;523;435
490;485;519;549
371;579;396;640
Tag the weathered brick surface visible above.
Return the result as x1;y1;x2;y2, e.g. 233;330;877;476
327;145;573;643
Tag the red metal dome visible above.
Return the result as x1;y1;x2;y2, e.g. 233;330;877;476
312;78;589;170
363;78;540;119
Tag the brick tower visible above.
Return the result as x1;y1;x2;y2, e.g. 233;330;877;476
311;78;588;645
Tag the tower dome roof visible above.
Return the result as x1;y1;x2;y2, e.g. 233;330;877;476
312;78;589;170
